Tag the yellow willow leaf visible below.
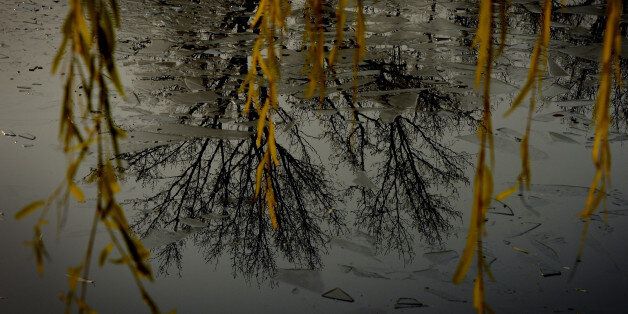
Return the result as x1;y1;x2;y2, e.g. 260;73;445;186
65;134;95;152
582;0;621;218
272;0;282;26
304;79;317;99
495;184;517;201
582;170;603;217
505;0;551;116
329;0;348;66
482;167;494;206
242;82;257;114
69;182;86;203
268;84;279;108
238;78;249;95
250;0;268;27
102;218;117;229
452;229;477;283
266;176;278;229
112;180;121;194
258;57;273;83
74;7;91;50
256;100;271;147
66;157;83;180
52;34;68;74
99;243;114;267
255;150;270;197
66;266;83;290
109;255;131;265
473;275;483;310
505;46;541;116
453;170;482;283
15;200;45;220
268;119;279;166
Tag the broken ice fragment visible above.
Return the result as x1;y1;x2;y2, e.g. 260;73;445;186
496;127;523;141
322;288;354;302
424;287;467;303
548;131;579;144
276;269;324;293
179;217;206;228
458;134;548;160
330;237;376;258
539;263;561;277
18;133;36;140
184;77;204;92
548;57;568;77
169;91;219;105
352;171;376;190
529;239;560;262
388;92;418;109
142;228;193;249
410;268;449;282
394;298;424;309
339;265;388;279
423;250;458;264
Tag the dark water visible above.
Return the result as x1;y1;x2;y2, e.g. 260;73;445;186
2;0;628;312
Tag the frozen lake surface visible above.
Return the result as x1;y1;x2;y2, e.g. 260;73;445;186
1;0;628;312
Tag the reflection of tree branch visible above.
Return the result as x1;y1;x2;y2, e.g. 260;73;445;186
357;116;465;259
314;55;475;259
122;123;339;279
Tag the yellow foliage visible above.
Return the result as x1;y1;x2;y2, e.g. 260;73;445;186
241;0;291;230
69;182;86;203
15;200;45;220
582;0;622;219
453;0;495;312
304;0;327;100
499;0;551;201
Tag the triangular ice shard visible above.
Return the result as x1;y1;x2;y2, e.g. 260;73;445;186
322;288;354;302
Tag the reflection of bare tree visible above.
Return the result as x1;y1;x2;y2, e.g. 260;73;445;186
314;56;476;259
358;115;467;256
122;119;340;278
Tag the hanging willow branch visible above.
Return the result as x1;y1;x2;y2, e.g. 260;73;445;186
496;0;552;200
303;0;327;100
240;0;290;229
581;0;622;219
15;0;165;312
452;0;495;312
328;0;366;98
573;0;623;275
